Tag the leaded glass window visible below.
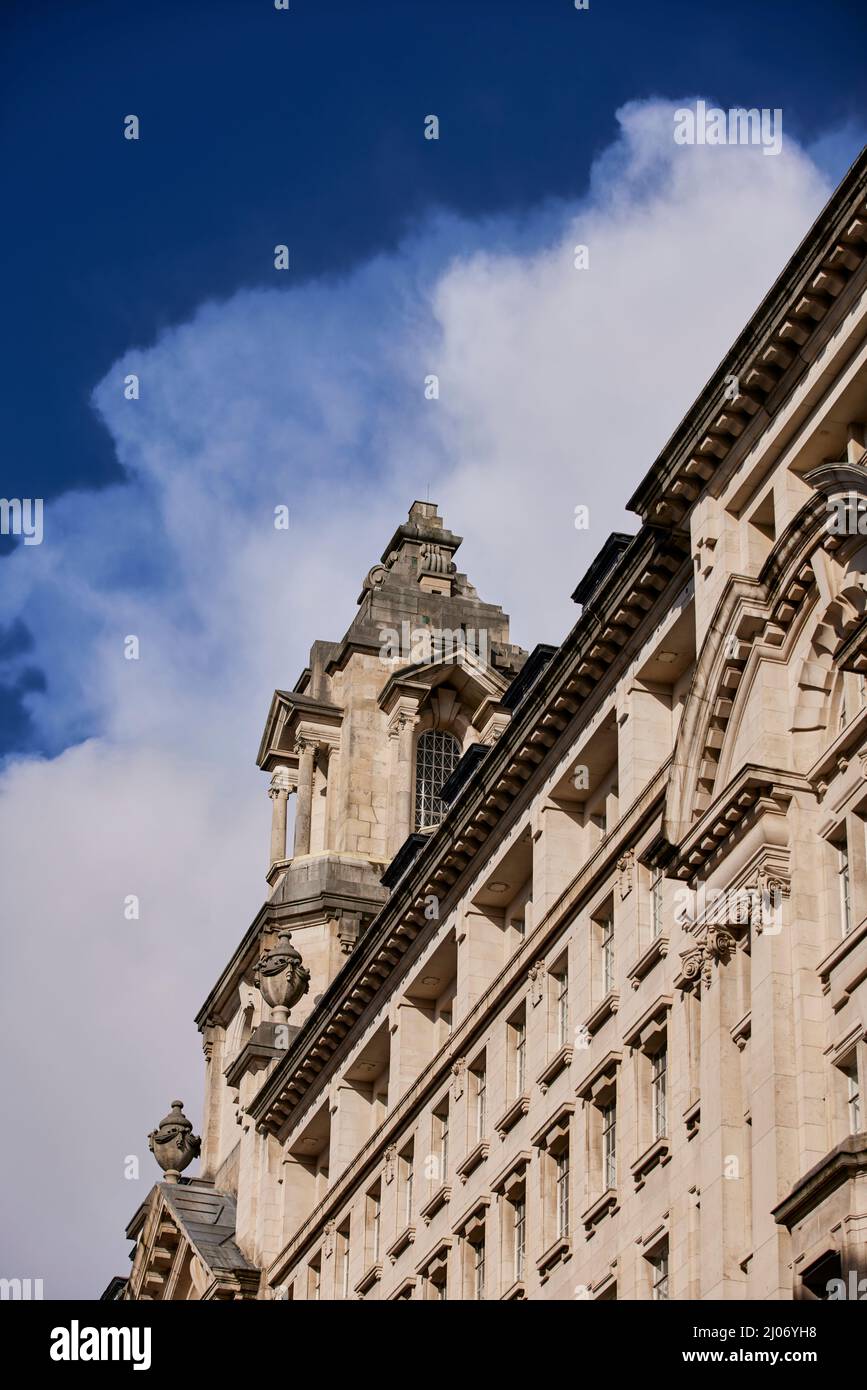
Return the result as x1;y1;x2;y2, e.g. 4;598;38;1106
414;730;461;829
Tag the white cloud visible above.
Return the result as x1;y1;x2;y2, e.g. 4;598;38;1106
0;99;838;1293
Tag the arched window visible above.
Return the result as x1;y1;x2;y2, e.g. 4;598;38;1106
414;730;461;830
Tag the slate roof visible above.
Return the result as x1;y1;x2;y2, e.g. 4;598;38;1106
159;1182;258;1276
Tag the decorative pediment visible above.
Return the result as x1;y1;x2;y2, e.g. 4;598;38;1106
378;650;510;736
125;1182;259;1301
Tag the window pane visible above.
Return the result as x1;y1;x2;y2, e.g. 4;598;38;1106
515;1020;526;1095
602;1101;616;1189
414;730;462;830
652;1047;668;1140
839;844;852;937
848;1068;861;1135
601;918;614;994
651;871;663;939
556;1148;570;1237
514;1197;526;1281
557;969;569;1047
652;1249;669;1300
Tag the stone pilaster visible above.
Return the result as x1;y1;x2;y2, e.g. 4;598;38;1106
387;704;418;855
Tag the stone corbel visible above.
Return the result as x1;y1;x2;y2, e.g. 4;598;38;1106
201;1014;219;1060
336;911;362;955
451;1057;466;1101
675;925;740;991
384;1144;397;1184
617;849;634;899
751;865;790;936
706;925;738;971
675;943;705;992
528;960;546;1007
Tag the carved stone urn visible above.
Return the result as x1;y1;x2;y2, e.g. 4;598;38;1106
148;1100;201;1183
253;929;311;1024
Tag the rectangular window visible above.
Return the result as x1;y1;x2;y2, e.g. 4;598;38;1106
555;1146;570;1239
473;1061;487;1141
371;1191;381;1264
602;1100;616;1189
513;1196;526;1282
651;1246;669;1301
401;1148;414;1228
308;1261;321;1301
338;1225;350;1299
651;869;663;939
839;842;852;937
847;1063;862;1135
601;916;615;995
513;1016;527;1096
473;1238;486;1301
652;1046;668;1140
438;1108;449;1182
555;966;569;1048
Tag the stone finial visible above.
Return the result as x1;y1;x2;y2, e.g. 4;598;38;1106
148;1100;201;1183
253;929;311;1024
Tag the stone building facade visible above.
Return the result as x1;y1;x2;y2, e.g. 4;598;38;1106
119;153;867;1302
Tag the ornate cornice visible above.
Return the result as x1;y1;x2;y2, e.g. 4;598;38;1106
670;765;807;884
628;154;867;527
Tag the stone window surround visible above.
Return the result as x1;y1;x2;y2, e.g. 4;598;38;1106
817;797;867;950
416;1237;451;1299
827;1024;867;1143
590;892;617;1011
452;1196;489;1298
623;995;673;1185
577;1052;621;1233
640;1219;671;1300
531;1101;574;1267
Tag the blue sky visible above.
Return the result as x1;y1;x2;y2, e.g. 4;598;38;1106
2;0;866;754
2;0;866;1297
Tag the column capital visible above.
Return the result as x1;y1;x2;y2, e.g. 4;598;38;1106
268;764;293;798
386;699;420;740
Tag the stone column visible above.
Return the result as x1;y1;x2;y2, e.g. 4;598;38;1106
389;712;416;854
268;766;291;869
293;738;315;857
